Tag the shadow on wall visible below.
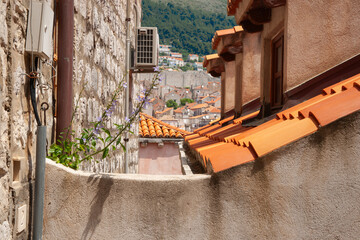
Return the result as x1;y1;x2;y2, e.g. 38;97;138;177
81;175;114;240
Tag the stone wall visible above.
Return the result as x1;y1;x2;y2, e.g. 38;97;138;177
0;0;54;239
138;71;219;90
44;111;360;239
72;0;141;173
0;0;141;238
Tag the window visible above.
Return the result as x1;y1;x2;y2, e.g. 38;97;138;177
271;33;284;108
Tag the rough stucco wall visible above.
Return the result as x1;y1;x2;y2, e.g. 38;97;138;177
72;0;140;173
242;32;261;104
44;111;360;239
138;142;182;175
286;0;360;91
224;61;235;112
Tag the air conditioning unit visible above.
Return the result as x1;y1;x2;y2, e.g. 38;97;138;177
135;27;159;70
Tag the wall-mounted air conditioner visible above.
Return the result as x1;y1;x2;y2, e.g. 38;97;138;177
135;27;159;70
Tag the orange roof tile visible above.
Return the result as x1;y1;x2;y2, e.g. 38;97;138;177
155;108;172;115
185;73;360;173
190;103;208;110
139;113;191;138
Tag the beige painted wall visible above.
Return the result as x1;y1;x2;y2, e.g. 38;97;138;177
44;111;360;239
242;32;261;104
224;61;236;112
139;142;182;175
286;0;360;91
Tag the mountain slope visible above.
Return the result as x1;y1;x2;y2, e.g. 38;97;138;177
141;0;235;57
147;0;228;14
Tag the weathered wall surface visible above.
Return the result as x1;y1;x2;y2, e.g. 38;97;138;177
0;0;54;239
44;111;360;239
286;0;360;91
242;32;261;104
138;142;182;175
0;0;141;238
72;0;141;173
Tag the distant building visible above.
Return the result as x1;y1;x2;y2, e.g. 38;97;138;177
187;54;199;62
170;52;183;58
164;91;181;105
193;62;203;71
159;44;171;55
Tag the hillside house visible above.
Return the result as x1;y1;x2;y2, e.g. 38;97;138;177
164;91;181;105
187;54;199;62
193;62;204;71
170;52;183;58
159;44;171;55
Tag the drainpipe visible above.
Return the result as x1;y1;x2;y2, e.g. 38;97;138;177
56;0;74;140
32;126;47;240
124;0;131;173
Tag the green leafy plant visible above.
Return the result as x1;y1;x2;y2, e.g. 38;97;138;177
180;98;194;106
48;69;163;169
166;99;178;109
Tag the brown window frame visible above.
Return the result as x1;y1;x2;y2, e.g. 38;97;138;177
270;32;284;109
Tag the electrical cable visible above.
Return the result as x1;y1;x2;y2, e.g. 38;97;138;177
30;57;42;126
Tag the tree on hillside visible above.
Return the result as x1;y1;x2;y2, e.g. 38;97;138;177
166;99;179;109
180;98;194;106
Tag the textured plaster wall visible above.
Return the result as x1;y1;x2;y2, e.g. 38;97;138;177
44;111;360;239
242;32;261;104
72;0;140;173
286;0;360;91
138;142;182;175
224;61;235;112
0;1;54;239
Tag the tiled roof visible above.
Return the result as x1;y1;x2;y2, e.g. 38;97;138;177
189;114;208;119
203;54;220;68
205;97;221;104
212;28;236;50
190;103;208;110
209;107;221;113
174;106;185;113
139;113;191;138
155;108;172;114
185;74;360;173
185;102;197;108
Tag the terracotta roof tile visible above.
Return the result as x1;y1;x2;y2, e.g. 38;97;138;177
186;73;360;173
139;113;191;138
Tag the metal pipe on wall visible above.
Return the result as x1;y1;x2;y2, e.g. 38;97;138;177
32;126;47;240
56;0;74;140
124;0;131;173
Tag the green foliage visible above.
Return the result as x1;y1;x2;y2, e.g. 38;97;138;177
180;98;194;106
180;63;195;71
47;71;162;170
166;99;179;109
141;0;235;56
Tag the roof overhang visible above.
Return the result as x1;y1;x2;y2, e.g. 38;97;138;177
229;0;286;33
212;26;244;62
203;54;225;77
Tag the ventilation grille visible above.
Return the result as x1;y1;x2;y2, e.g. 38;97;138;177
135;27;158;68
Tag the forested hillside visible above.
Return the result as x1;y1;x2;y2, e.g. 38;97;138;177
141;0;235;57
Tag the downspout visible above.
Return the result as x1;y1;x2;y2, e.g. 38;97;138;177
56;0;74;140
124;0;131;173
